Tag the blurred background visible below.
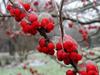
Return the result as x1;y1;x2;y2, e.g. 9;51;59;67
0;0;100;75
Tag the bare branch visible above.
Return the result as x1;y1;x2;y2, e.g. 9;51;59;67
0;15;12;17
9;0;14;5
52;14;100;24
59;0;65;41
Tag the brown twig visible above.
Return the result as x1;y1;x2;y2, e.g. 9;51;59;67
59;0;65;41
52;14;100;25
37;28;50;42
9;0;14;5
58;0;79;72
0;15;12;17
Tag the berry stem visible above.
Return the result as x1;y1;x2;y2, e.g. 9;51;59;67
69;55;79;72
70;61;78;73
37;28;50;42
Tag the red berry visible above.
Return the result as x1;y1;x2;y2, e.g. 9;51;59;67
14;8;21;17
48;49;55;55
63;41;77;52
66;70;75;75
15;17;21;22
57;50;64;61
89;51;95;55
22;3;30;11
79;29;84;33
86;64;98;72
47;42;55;50
30;29;37;35
20;13;26;19
20;20;27;27
56;42;62;50
34;1;39;6
31;21;40;29
22;25;30;33
62;52;69;60
45;23;54;32
82;33;88;40
7;4;12;10
41;18;49;27
77;54;82;61
9;8;15;16
37;45;42;52
39;38;46;47
79;71;87;75
69;52;79;64
28;14;38;22
63;58;70;65
41;47;49;54
87;70;98;75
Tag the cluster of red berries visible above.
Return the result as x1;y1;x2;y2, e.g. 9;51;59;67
79;63;99;75
79;29;88;41
6;3;31;22
40;18;54;33
6;3;99;75
37;38;55;55
7;3;54;35
56;40;82;65
20;17;54;35
19;14;39;35
66;63;99;75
